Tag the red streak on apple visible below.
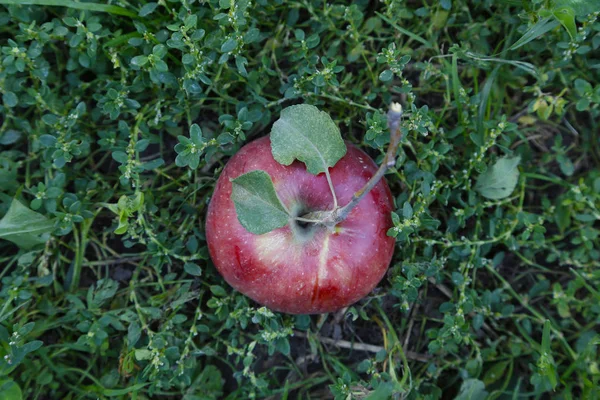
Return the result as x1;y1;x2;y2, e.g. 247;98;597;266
206;136;395;314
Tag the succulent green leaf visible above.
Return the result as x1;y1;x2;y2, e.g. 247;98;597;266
0;199;55;249
184;262;202;276
131;55;148;67
270;104;346;175
475;156;521;200
231;170;290;235
190;124;204;146
379;69;393;82
0;130;21;145
139;2;158;16
3;91;18;108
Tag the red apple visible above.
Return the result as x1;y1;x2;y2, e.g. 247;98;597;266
205;136;395;314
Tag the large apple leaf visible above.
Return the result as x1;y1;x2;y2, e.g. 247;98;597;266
475;156;521;200
270;104;346;175
0;199;55;249
231;170;290;234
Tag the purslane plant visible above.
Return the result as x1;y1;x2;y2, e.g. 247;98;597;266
0;0;598;398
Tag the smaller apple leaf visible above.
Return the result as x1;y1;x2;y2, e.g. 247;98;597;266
231;170;290;234
0;199;55;249
270;104;346;175
475;156;521;200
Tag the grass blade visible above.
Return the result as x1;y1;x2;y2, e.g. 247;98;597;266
509;17;560;50
104;383;149;396
451;54;462;122
477;66;500;135
0;0;136;17
463;51;539;78
376;12;433;48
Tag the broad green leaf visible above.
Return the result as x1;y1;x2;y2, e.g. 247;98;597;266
553;7;577;39
231;170;290;235
483;360;511;385
364;381;395;400
134;349;152;360
0;199;55;249
127;321;141;347
270;104;346;175
475;156;521;200
455;379;488;400
553;0;600;16
87;279;119;309
195;365;223;397
0;380;22;400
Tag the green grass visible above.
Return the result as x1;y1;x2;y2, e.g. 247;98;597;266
0;0;599;399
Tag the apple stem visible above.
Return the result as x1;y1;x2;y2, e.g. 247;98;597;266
324;168;339;210
329;102;403;226
294;216;325;224
299;103;403;229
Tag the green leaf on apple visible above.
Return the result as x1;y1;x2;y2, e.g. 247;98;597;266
270;104;346;175
475;156;521;200
231;170;290;234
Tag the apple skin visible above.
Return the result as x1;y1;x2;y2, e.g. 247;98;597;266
205;136;395;314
